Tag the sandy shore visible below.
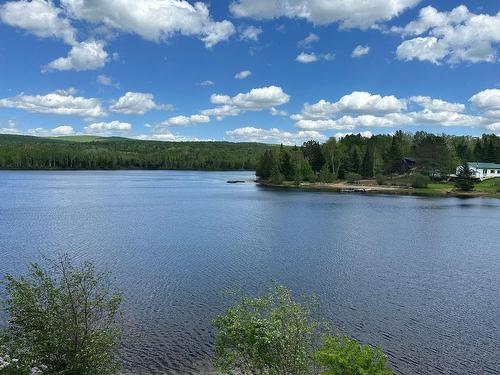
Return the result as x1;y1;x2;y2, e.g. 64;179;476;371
257;180;500;198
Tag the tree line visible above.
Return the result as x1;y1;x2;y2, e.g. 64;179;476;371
1;132;498;177
256;131;500;183
0;135;273;170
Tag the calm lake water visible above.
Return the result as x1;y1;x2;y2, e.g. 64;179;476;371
0;170;499;374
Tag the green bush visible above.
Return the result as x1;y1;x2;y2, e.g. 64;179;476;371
1;257;122;375
345;172;362;183
411;173;431;188
319;165;334;183
316;336;393;375
213;284;394;375
213;285;320;375
307;173;318;183
375;174;386;185
270;172;284;184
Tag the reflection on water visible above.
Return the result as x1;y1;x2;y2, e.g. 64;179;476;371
0;171;499;374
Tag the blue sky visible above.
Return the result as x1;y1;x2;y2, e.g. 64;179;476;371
0;0;499;144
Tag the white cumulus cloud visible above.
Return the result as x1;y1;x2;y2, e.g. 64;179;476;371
45;40;109;72
226;126;326;145
110;92;173;115
292;91;488;131
203;86;290;119
0;0;76;45
230;0;420;29
352;45;370;58
299;92;407;119
0;90;105;117
84;120;132;134
161;114;210;127
469;89;500;113
0;119;20;134
334;131;373;139
240;25;262;41
51;125;75;135
296;52;334;63
235;70;252;79
394;5;500;64
298;32;319;48
60;0;235;48
410;96;465;112
296;52;318;63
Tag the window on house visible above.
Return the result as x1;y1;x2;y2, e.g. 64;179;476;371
483;169;487;174
491;170;495;174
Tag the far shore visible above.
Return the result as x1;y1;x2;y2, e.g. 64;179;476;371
257;180;500;199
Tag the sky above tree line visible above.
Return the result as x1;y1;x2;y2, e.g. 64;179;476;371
0;0;499;144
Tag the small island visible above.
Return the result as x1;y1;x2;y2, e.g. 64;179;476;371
256;131;500;198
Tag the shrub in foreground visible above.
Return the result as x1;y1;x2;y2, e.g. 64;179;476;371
1;256;122;375
317;336;392;375
213;284;393;375
213;285;320;375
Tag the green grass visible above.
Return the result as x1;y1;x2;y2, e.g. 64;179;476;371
427;183;453;190
409;182;453;195
475;177;500;193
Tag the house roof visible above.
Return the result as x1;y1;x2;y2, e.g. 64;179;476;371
467;162;500;169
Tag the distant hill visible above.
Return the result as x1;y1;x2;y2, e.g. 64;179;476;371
0;134;275;170
46;135;127;143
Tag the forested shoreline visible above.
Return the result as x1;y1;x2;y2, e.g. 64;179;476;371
256;131;499;183
0;132;498;175
0;135;273;170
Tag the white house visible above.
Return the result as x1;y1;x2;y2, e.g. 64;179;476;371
456;162;500;181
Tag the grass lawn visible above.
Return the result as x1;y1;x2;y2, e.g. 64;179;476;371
427;183;453;190
475;177;500;193
409;182;454;195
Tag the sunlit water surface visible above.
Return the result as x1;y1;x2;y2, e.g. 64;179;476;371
0;171;499;374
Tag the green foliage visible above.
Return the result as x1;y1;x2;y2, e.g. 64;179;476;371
256;150;276;179
474;178;500;193
345;172;362;183
279;148;293;179
307;173;319;183
375;174;386;185
301;160;315;182
0;135;272;170
1;257;122;375
302;141;326;173
454;163;475;192
384;131;405;175
319;165;334;183
316;336;393;375
411;174;431;188
361;144;375;178
213;285;394;375
213;285;321;375
4;132;498;187
413;133;455;177
269;165;285;184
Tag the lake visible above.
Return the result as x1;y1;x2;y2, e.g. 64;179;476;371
0;170;499;374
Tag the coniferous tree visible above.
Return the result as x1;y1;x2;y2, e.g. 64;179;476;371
302;140;325;173
362;143;375;178
455;162;475;191
385;130;404;175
